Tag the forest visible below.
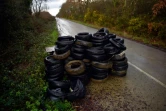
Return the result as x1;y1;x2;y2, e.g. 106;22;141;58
57;0;166;48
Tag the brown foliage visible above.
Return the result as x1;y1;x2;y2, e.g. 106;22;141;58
152;0;166;16
148;22;163;35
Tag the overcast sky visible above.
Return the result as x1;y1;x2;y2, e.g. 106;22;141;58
46;0;67;16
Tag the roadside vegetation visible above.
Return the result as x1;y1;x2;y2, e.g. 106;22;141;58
0;0;74;110
57;0;166;49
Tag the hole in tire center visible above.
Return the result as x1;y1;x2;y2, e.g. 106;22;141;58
71;64;80;68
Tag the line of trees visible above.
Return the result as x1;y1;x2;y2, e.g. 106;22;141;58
57;0;166;40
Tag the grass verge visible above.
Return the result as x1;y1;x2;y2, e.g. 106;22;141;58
0;19;74;111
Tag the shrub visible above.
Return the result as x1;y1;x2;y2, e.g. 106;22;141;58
0;19;74;111
115;16;129;30
148;22;164;37
158;24;166;40
84;8;93;23
127;17;147;36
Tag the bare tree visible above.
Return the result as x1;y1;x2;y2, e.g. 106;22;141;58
42;3;49;11
31;0;48;16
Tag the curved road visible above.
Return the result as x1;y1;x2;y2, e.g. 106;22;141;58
56;18;166;111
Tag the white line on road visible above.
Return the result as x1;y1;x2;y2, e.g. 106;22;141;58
128;61;166;89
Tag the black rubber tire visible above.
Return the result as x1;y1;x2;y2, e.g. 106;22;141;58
112;70;127;77
55;45;70;54
48;80;70;90
47;76;64;82
73;44;85;48
92;42;104;47
91;73;108;82
104;38;110;44
97;28;109;34
45;65;64;75
83;59;90;63
58;36;74;41
65;60;85;75
45;71;64;79
86;48;105;55
104;43;121;55
84;62;91;70
71;52;84;60
107;50;121;57
105;47;118;54
56;40;74;48
75;32;91;41
91;46;103;49
87;54;108;61
109;38;121;48
104;43;113;52
44;55;63;67
64;56;74;64
91;66;109;73
71;47;85;53
107;33;116;39
46;64;62;70
75;39;92;47
91;38;105;43
91;72;108;77
53;50;70;60
89;46;103;49
113;64;128;71
113;38;124;44
92;32;107;40
91;61;112;69
109;39;126;50
111;51;125;61
68;71;90;86
113;57;128;66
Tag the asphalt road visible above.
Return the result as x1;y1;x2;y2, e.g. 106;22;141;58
56;18;166;111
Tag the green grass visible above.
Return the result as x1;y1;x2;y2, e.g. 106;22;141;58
0;20;74;111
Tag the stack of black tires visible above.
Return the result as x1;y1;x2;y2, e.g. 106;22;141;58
71;32;92;60
86;47;111;82
44;56;64;82
105;33;128;77
43;27;128;102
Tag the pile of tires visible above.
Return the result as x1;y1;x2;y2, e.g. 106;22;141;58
43;27;128;102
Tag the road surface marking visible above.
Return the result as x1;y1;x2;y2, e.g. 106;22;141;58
128;61;166;89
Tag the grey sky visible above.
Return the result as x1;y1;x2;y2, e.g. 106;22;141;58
46;0;66;16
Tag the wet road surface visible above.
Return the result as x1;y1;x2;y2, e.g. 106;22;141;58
56;18;166;111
